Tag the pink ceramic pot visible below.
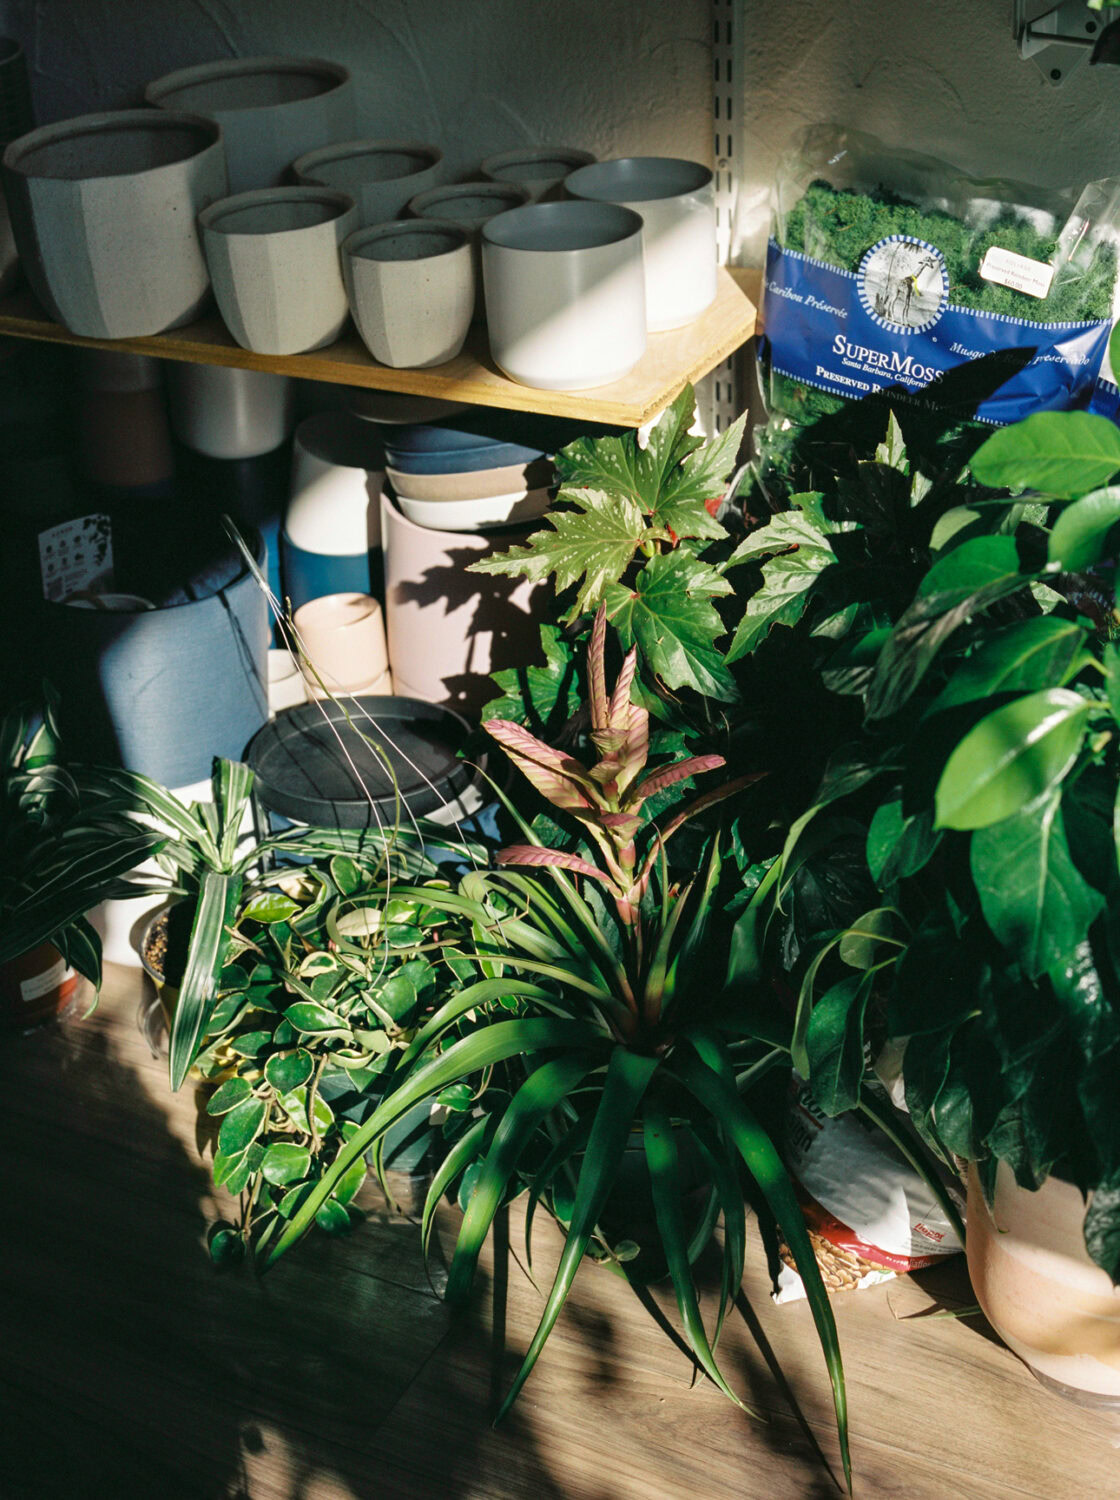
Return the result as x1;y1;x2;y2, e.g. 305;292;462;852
381;492;549;719
967;1162;1120;1405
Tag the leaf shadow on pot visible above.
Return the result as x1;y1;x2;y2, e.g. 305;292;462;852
389;542;552;718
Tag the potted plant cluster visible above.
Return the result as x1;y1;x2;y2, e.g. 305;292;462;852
0;688;164;1025
83;373;1120;1488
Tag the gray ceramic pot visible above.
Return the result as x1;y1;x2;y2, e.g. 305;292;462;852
1;109;226;338
145;55;353;195
200;186;358;355
293;139;443;225
343;219;474;368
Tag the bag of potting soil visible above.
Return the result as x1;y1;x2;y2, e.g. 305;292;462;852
759;124;1120;434
774;1075;964;1304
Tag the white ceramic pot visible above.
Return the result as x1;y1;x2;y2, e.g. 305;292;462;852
167;364;294;459
294;139;443;225
409;182;530;320
395;488;551;533
564;156;716;332
481;199;646;390
2;110;226;338
268;648;307;714
304;665;394;702
343;219;474;369
145;55;353;195
293;591;390;698
967;1162;1120;1405
200;186;358;355
482;146;596;204
284;409;384;611
381;491;549;717
385;456;555;504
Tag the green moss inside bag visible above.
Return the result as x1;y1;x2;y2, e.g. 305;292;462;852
759;125;1120;433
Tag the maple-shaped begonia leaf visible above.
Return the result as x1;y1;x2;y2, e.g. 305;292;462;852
723;496;848;663
603;550;737;701
556;385;746;544
468;489;646;617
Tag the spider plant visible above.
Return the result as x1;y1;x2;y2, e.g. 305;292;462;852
264;611;853;1490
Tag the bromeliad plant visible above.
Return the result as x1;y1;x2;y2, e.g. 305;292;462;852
263;611;855;1491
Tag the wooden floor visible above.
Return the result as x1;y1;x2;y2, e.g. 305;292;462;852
3;965;1119;1500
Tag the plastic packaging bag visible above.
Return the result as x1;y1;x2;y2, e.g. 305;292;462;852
775;1076;964;1303
759;124;1120;434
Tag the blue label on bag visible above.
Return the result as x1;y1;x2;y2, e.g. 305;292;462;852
762;238;1110;426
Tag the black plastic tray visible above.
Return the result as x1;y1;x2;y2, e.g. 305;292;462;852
245;695;477;828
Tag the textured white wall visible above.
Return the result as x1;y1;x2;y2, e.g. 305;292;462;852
0;0;713;181
736;0;1120;262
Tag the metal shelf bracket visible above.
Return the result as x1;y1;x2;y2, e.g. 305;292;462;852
1013;0;1103;85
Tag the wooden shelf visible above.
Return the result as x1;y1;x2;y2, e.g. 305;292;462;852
0;267;756;428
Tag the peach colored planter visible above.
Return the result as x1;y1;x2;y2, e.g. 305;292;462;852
967;1162;1120;1406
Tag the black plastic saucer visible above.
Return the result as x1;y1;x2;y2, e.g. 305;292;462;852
245;696;477;828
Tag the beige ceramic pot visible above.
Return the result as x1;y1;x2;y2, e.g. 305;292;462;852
967;1162;1120;1406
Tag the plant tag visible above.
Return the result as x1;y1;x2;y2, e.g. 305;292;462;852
38;514;113;602
20;958;69;1003
979;246;1054;300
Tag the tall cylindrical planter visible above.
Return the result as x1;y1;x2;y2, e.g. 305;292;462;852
967;1163;1120;1406
2;110;226;338
381;492;549;719
283;411;385;612
167;364;294;460
37;545;269;787
564;157;717;331
481;200;647;390
145;56;353;195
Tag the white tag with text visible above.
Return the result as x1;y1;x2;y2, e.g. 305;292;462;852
979;246;1054;300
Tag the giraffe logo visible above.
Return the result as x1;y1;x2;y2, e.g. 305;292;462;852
857;236;949;334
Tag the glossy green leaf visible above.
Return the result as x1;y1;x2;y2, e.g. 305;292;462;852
468;487;646;617
285;1001;348;1034
218;1095;266;1156
935;689;1090;830
805;973;873;1116
496;1048;659;1420
1048;486;1120;573
208;1226;244;1267
314;1199;352;1234
970;795;1104;978
971;410;1120;498
264;1049;314;1092
446;1053;601;1306
206;1077;252;1116
329;854;363;896
603;549;737;701
261;1142;312;1187
265;1019;606;1266
837;907;904;970
866;799;939;886
674;1037;850;1493
867;536;1028;721
929;617;1086;714
277;1086;335;1135
240;890;300;924
332;1155;367;1208
643;1094;755;1412
169;869;243;1092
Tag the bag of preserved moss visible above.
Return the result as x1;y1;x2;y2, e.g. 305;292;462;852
759;124;1120;434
